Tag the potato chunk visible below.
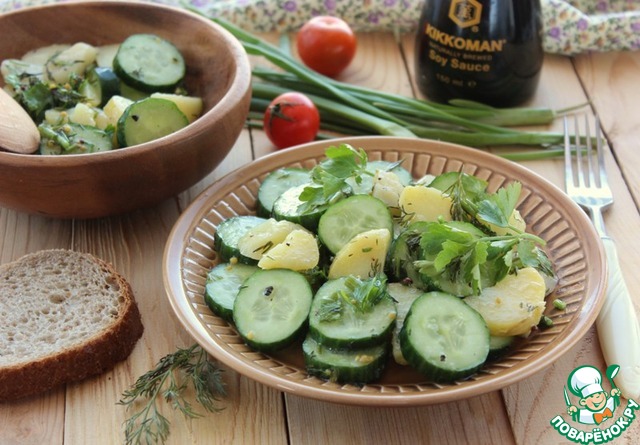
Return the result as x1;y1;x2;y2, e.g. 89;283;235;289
328;228;391;279
257;229;319;271
238;218;307;261
399;185;453;223
464;267;546;337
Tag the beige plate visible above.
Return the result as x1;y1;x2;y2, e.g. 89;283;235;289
164;136;606;406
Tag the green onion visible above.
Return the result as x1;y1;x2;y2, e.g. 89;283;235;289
538;315;554;329
252;82;415;137
553;299;567;310
187;7;591;159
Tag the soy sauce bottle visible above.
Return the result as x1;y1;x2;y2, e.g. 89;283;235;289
415;0;543;107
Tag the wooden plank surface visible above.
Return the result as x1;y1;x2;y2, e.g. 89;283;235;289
1;27;639;445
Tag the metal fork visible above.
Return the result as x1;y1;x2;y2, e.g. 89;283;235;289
564;115;640;399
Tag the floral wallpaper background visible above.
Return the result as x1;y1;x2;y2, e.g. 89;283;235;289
1;0;639;55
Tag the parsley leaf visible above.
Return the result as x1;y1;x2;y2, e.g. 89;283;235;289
428;172;524;233
415;220;548;295
298;144;370;213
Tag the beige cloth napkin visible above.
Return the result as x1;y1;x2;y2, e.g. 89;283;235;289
1;0;639;55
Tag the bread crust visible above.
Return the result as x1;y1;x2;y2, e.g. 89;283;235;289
0;250;144;402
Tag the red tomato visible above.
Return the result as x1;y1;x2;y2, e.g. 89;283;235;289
263;92;320;149
296;16;357;77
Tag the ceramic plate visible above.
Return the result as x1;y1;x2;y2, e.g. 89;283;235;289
163;136;606;406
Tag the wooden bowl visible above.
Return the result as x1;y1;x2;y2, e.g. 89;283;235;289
0;1;251;218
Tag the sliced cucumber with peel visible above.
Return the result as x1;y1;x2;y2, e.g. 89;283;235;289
308;276;396;349
488;335;516;360
386;221;430;286
317;194;393;254
205;262;259;322
258;168;311;217
386;282;422;365
272;183;326;232
79;66;120;107
302;334;389;384
233;269;313;352
113;33;185;93
213;215;267;264
116;97;189;147
39;123;113;155
400;291;490;382
349;160;413;194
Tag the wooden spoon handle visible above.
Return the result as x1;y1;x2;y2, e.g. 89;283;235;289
0;88;40;154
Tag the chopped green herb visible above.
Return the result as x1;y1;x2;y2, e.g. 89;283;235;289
538;315;554;329
553;299;567;310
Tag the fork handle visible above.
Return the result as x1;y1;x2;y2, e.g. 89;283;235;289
595;237;640;399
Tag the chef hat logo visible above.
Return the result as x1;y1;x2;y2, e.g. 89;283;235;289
568;365;605;398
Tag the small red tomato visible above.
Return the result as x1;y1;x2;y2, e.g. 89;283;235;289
296;16;357;77
263;92;320;149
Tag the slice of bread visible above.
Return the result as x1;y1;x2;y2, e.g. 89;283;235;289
0;249;144;402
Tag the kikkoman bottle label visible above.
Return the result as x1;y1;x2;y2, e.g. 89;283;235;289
449;0;481;28
414;0;543;107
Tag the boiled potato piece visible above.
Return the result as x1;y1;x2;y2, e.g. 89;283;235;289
151;93;203;123
96;44;120;68
69;103;97;126
257;229;319;271
371;170;404;216
44;108;70;126
328;228;391;279
22;44;71;65
399;185;453;223
464;267;546;337
45;42;98;84
238;218;307;261
93;108;110;130
104;95;134;127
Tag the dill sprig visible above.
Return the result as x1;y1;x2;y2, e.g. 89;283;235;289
119;344;226;445
317;275;388;322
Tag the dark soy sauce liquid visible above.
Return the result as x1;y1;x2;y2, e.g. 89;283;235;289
415;0;543;107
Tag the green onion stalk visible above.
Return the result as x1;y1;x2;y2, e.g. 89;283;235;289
186;6;590;159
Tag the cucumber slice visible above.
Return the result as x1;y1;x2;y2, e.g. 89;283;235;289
317;194;393;255
204;262;259;322
302;334;389;384
388;221;485;296
233;269;313;352
119;82;150;101
213;215;267;264
113;34;185;93
386;282;422;365
272;183;326;232
79;66;120;107
309;276;396;349
400;291;490;382
257;168;311;217
386;221;430;285
488;335;515;361
39;123;113;155
349;160;413;194
116;97;189;147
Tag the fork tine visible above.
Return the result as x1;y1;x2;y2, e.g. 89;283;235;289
574;114;587;189
563;116;574;190
595;117;608;190
584;116;597;188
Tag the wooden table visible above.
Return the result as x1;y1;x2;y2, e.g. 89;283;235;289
1;28;639;445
